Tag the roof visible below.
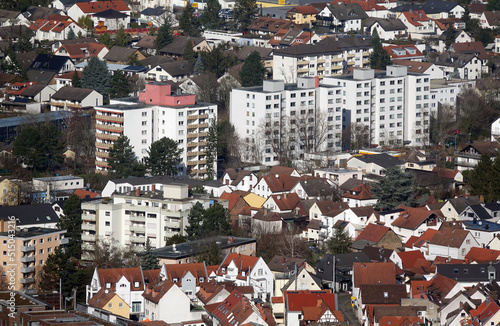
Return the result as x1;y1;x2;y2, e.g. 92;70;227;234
482;11;500;27
164;263;207;286
243;193;266;208
269;165;297;176
446;196;481;214
248;17;296;34
397;250;427;269
26;70;57;85
362;246;394;262
217;253;259;279
402;10;429;27
426;272;458;298
252;210;283;222
315;200;348;214
392;206;441;230
288;5;319;15
409;229;441;248
274;36;372;57
434;263;500;284
19;84;46;97
267;256;307;273
465;247;500;264
103;46;139;63
236;46;273;61
51;86;94;101
360;284;408;304
364;17;406;31
97;267;144;292
451;41;489;61
324;3;368;21
157;60;193;77
220;192;244;211
159;36;203;55
142;279;176;304
87;288;123;309
269;192;300;211
0;204;59;226
353;262;398;287
342;183;374;200
136;35;156;49
93;8;128;18
259;174;300;193
29;53;72;72
356;223;390;243
384;45;423;59
297;179;335;198
285;290;336;312
58;42;108;59
429;227;470;248
204;290;261;326
75;1;130;14
351;153;402;168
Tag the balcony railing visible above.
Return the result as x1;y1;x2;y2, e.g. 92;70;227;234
96;114;124;123
82;223;95;231
21;266;35;274
96;133;119;141
82;234;95;242
20;256;34;263
21;246;35;252
20;278;35;284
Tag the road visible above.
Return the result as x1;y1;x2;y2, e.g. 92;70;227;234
337;292;361;326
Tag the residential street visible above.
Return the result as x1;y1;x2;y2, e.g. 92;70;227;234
338;292;361;326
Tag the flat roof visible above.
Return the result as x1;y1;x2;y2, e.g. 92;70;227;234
0;111;73;129
463;220;500;232
34;175;82;182
0;291;50;306
0;227;65;238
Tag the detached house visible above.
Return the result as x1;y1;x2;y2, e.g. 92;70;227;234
67;1;131;29
29;19;85;41
480;11;500;29
399;10;436;40
346;153;402;176
146;60;193;82
286;5;318;25
353;223;402;251
316;3;368;32
54;41;109;63
434;53;483;80
219;168;258;192
364;17;407;40
427;228;478;260
455;141;500;171
103;46;146;64
143;279;192;323
50;86;103;111
391;206;443;242
163;263;208;300
215;253;273;300
341;182;376;207
252;173;300;198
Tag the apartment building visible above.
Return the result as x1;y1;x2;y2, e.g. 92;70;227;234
0;227;67;291
80;183;214;260
229;77;346;165
273;37;373;83
323;65;432;147
95;82;217;178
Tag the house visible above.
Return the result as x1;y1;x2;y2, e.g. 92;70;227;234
438;29;473;52
341;182;377;207
158;36;207;58
143;278;192;323
2;82;56;114
313;167;363;186
219;168;258;192
215;253;273;300
139;7;173;27
146;60;193;82
196;280;254;306
204;290;269;326
29;53;75;75
286;6;318;25
252;173;300;198
427;227;478;260
450;41;489;69
358;284;408;323
435;263;500;287
434;52;482;80
480;11;500;29
29;18;85;42
135;35;157;56
67;1;131;30
290;179;336;200
353;223;402;251
54;71;81;90
0;9;31;27
464;247;500;263
316;3;368;32
440;196;481;221
384;44;425;61
391;206;443;242
434;17;466;33
163;263;208;300
268;255;313;297
316;252;371;292
364;17;407;40
251;209;285;234
280;267;322;294
0;25;34;45
330;0;388;18
346;153;402;176
54;41;109;63
455;141;499;171
284;290;341;326
463;220;500;248
399;10;436;40
103;46;146;64
88;288;130;318
247;17;296;35
50;86;103;111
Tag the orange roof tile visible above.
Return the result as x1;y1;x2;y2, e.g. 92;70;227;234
353;262;398;287
285;290;336;312
218;253;259;280
220;192;243;211
402;10;429;26
76;0;130;14
356;223;390;243
342;183;374;200
98;267;144;291
288;5;318;15
397;250;426;269
142;279;176;304
259;174;300;193
269;192;301;210
410;280;431;299
392;206;442;230
73;189;99;199
465;247;500;263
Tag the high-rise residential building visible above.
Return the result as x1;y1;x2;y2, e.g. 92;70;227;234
95;83;217;179
80;183;214;260
230;66;433;165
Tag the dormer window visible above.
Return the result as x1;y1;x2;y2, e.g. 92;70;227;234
173;278;178;283
199;277;204;282
222;268;226;273
242;271;246;277
106;283;111;289
134;281;140;288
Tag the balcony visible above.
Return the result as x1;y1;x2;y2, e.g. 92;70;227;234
129;215;145;222
198;123;209;128
20;278;35;284
20;246;35;252
82;223;95;231
96;133;119;141
187;114;199;121
347;60;355;65
347;53;355;58
199;113;209;119
187;142;198;148
187;151;198;157
455;151;481;159
83;213;96;221
96;151;110;159
298;60;309;65
332;57;343;62
60;237;69;245
297;68;309;73
96;142;113;150
95;160;111;168
20;256;34;263
96;124;124;132
21;266;35;274
317;58;325;64
130;235;146;243
198;132;208;137
82;234;95;242
317;66;325;71
198;141;207;146
96;114;124;123
129;224;145;232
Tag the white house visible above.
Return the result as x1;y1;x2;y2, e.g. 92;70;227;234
391;207;443;242
346;153;403;176
316;3;368;32
426;228;478;260
219;168;258;192
29;19;86;42
398;10;436;40
146;61;193;82
364;18;407;40
67;0;131;29
143;279;193;323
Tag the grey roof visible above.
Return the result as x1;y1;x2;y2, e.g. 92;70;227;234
23;6;62;21
364;17;406;31
274;36;372;57
325;3;368;21
93;9;128;19
467;204;493;220
11;50;37;71
0;9;21;20
435;53;476;68
158;60;193;77
0;25;34;41
267;255;308;273
159;36;203;56
139;55;172;68
362;246;394;262
0;111;72;129
0;204;59;226
447;196;481;214
352;153;402;169
103;46;139;63
339;177;364;193
298;179;336;198
152;236;256;259
436;263;500;282
316;252;371;282
20;84;47;97
236;46;273;61
26;70;57;85
51;87;94;101
422;0;462;14
140;6;166;16
0;227;64;238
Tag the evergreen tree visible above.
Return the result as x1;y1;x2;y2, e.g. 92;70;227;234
326;225;352;254
108;136;137;177
202;43;236;78
71;71;81;88
487;0;500;11
469;154;499;202
445;24;455;50
16;26;32;53
202;202;231;236
67;28;76;40
201;0;223;30
155;20;173;50
240;51;265;87
196;241;223;265
368;31;391;70
109;70;130;99
165;234;187;246
81;57;111;97
78;15;93;31
371;167;421;210
58;194;83;259
98;32;114;48
141;239;159;270
186;202;205;240
183;41;196;64
193;53;204;75
115;26;131;47
461;6;471;24
144;137;183;176
179;5;201;36
233;0;257;32
205;120;217;180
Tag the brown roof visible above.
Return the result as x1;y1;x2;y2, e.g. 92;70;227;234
20;84;46;97
392;59;434;73
360;284;408;304
459;141;500;156
142;279;176;304
158;60;194;77
59;42;108;59
451;41;489;61
221;168;254;186
248;17;296;34
465;247;500;263
103;46;140;63
315;200;348;214
426;273;458;298
88;288;125;309
392;206;441;230
269;192;301;210
353;262;398;287
356;223;390;243
136;35;156;49
268;256;307;273
253;210;283;222
269;165;298;176
97;267;144;291
288;5;319;15
51;86;94;101
483;11;500;27
164;263;207;286
259;174;300;193
342;183;374;200
429;227;470;248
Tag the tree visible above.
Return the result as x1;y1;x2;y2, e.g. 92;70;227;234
78;15;93;31
202;202;231;236
16;26;32;53
468;154;500;203
487;0;500;11
165;234;187;246
86;237;141;268
141;239;160;270
179;4;200;36
67;28;76;40
201;0;223;30
326;225;352;254
445;24;455;50
233;0;257;32
115;26;131;47
64;112;94;172
98;32;114;48
127;53;141;66
71;71;81;88
144;137;183;176
368;32;391;70
193;53;204;76
186;202;205;240
196;240;223;265
81;57;111;97
155;20;173;50
109;70;130;98
371;167;422;210
183;42;196;64
205;120;217;180
108;136;137;177
348;123;370;150
202;43;237;78
58;194;83;258
240;51;266;87
456;88;494;140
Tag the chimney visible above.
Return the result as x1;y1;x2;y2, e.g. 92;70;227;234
480;195;485;203
136;188;140;197
152;184;156;192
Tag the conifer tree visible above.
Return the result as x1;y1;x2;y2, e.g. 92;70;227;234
368;31;391;70
233;0;257;32
155;20;173;50
205;120;217;180
445;25;455;50
371;167;421;210
201;0;223;30
193;53;204;75
108;136;137;177
109;70;130;99
326;225;352;254
115;26;131;47
240;51;265;86
71;71;81;88
141;239;159;270
186;202;205;240
67;28;76;40
81;57;111;97
144;137;183;176
183;41;196;64
179;4;200;36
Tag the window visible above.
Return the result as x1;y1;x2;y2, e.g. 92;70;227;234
105;221;110;226
108;303;113;308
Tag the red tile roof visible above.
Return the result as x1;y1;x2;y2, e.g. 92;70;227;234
285;290;336;312
465;247;500;263
269;192;301;210
356;223;390;243
426;273;458;299
259;174;300;193
205;290;261;326
410;280;432;299
269;165;298;176
57;71;82;80
353;262;398;288
76;0;130;14
57;42;108;59
97;267;144;291
73;189;99;199
404;235;420;248
469;300;500;323
392;206;442;230
217;253;259;280
429;227;470;248
411;229;441;248
379;316;422;326
397;250;426;269
287;5;319;15
88;288;124;309
342;183;374;200
432;167;460;179
142;279;176;304
220;192;243;211
165;263;207;286
402;10;429;26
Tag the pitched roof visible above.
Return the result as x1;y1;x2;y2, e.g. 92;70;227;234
29;53;72;72
483;11;500;27
351;153;402;168
88;288;124;309
353;262;398;287
360;284;408;304
393;59;435;73
269;192;301;211
217;253;259;279
259;173;300;193
273;36;372;57
384;45;424;59
392;206;441;230
446;196;481;214
285;290;336;312
426;273;458;298
315;200;348;214
342;183;374;200
252;210;283;222
0;204;59;226
58;42;108;59
136;35;156;49
142;279;176;304
204;290;262;326
325;3;368;21
164;263;207;286
356;223;391;243
269;165;298;176
409;229;441;248
364;17;407;31
236;46;273;61
51;86;94;101
75;1;130;14
362;246;394;262
465;247;500;264
159;36;203;55
397;250;427;269
103;46;139;63
429;227;470;248
248;17;296;34
157;60;193;77
451;41;489;61
26;70;57;85
402;10;429;27
98;267;144;292
267;256;307;273
220;192;244;211
287;5;319;15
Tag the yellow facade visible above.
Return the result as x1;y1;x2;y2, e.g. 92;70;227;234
288;13;316;25
0;179;20;206
105;294;130;318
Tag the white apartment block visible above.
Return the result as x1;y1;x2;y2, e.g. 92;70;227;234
80;183;213;259
230;77;346;165
273;37;373;83
322;65;432;147
95;83;217;178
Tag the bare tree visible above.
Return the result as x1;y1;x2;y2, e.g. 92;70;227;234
430;103;456;146
197;72;219;103
349;123;370;150
86;237;141;269
456;88;494;140
295;110;329;155
218;74;241;112
64;112;95;173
